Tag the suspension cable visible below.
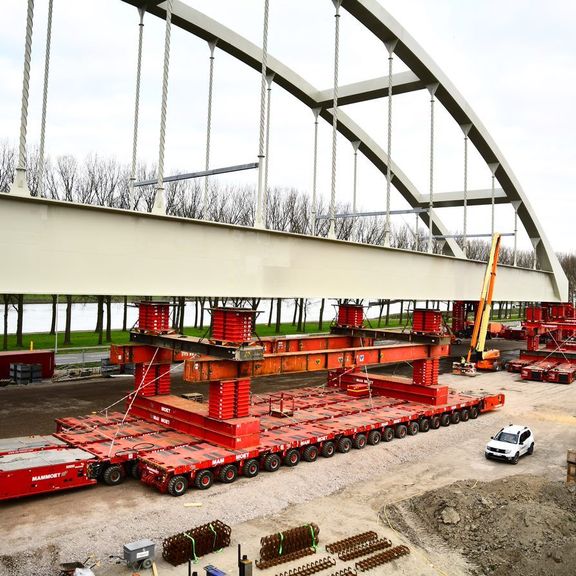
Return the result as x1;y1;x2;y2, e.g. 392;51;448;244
37;0;53;199
152;0;174;215
255;0;270;228
427;84;438;253
328;0;342;239
203;40;217;219
264;72;274;214
461;124;472;257
129;7;145;210
384;40;397;247
311;107;320;235
11;0;35;197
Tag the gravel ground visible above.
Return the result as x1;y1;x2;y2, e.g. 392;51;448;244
1;350;575;576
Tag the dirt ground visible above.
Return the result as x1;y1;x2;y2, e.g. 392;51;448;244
1;348;576;576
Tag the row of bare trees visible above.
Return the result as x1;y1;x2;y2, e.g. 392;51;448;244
1;142;575;349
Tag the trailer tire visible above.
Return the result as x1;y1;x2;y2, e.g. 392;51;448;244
141;559;153;570
395;424;408;439
219;464;238;483
243;459;260;478
103;464;124;486
469;406;480;419
264;453;281;472
284;449;301;467
194;470;214;490
430;416;441;430
407;421;419;436
460;409;470;422
302;445;319;462
168;475;188;496
129;461;141;480
337;437;353;453
367;430;381;446
321;441;336;458
353;434;367;449
382;427;395;442
440;413;451;427
419;418;430;433
451;411;461;424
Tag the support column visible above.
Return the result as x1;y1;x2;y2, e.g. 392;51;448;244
531;238;540;270
129;7;145;210
311;107;320;235
460;123;472;257
427;83;439;253
152;0;174;215
255;0;270;229
383;39;397;247
328;0;342;240
10;0;35;198
203;40;217;219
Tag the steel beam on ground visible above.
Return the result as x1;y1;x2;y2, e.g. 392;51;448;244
0;195;565;301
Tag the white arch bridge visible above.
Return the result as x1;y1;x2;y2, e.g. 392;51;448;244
0;0;567;302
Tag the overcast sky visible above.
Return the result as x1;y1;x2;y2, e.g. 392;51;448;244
1;0;575;254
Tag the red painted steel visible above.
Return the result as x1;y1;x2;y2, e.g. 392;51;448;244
337;304;364;328
521;360;560;381
138;301;171;333
0;447;97;501
110;344;173;365
546;363;576;384
134;363;171;397
451;301;466;334
55;412;137;432
210;308;254;343
0;350;55;379
412;309;443;334
183;342;450;382
412;358;439;386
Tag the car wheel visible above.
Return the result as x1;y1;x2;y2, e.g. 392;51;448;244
511;452;520;465
527;443;534;455
485;453;491;460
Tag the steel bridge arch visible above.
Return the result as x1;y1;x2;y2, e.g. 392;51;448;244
122;0;567;298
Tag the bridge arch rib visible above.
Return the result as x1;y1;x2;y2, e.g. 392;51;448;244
122;0;567;299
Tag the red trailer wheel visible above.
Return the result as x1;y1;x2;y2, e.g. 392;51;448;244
451;411;461;424
103;464;124;486
353;434;367;449
243;458;259;478
168;475;188;496
395;424;408;439
430;416;441;429
284;449;301;467
407;421;419;436
302;445;319;462
194;470;214;490
469;406;480;419
263;453;281;472
382;427;395;442
440;413;451;427
337;437;352;453
419;418;430;432
218;464;238;483
321;441;335;458
367;430;381;446
460;409;470;422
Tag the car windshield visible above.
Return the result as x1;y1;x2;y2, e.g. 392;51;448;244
495;431;519;444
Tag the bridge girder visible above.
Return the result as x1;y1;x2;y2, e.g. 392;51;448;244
0;195;563;301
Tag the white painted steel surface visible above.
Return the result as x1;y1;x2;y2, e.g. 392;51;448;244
0;195;564;301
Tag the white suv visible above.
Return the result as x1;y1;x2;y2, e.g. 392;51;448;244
485;424;535;464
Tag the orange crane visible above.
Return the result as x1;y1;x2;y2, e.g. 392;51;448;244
453;233;503;376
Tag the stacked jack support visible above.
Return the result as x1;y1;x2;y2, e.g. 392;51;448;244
208;378;251;419
162;520;231;566
211;308;254;343
337;304;364;328
256;524;320;570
